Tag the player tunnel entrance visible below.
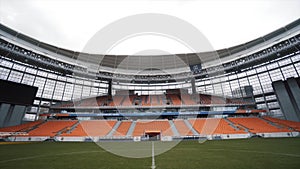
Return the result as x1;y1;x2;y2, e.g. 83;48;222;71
144;130;161;141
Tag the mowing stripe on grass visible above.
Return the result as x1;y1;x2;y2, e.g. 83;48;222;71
0;150;105;164
207;148;300;158
0;142;33;145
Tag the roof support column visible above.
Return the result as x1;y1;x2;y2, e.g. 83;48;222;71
108;79;112;96
191;78;196;95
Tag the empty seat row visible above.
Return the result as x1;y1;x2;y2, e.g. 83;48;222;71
27;120;78;137
54;94;251;108
189;118;246;135
263;117;300;131
61;120;117;137
0;120;43;132
228;117;290;133
2;117;294;137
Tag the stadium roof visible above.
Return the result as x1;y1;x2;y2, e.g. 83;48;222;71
1;0;300;54
1;19;299;75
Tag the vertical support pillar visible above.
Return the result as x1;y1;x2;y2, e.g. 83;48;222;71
273;80;300;122
286;78;300;120
191;78;196;95
108;80;112;96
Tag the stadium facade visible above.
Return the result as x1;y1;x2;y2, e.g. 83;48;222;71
0;19;300;142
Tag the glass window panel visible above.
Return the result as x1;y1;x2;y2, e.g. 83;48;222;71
37;70;47;76
73;84;82;99
221;81;231;96
47;73;57;79
228;74;237;80
63;83;74;101
57;75;66;81
265;95;276;100
291;54;300;62
13;64;26;71
255;97;264;102
237;72;246;78
256;66;267;72
53;81;65;100
248;75;262;95
42;79;55;99
34;77;46;97
197;86;205;93
281;65;297;79
82;86;91;97
246;69;256;76
257;103;267;109
0;67;10;80
25;67;37;74
8;70;23;83
266;62;278;70
1;60;13;68
21;73;35;86
278;58;291;66
67;77;75;83
295;62;300;75
269;69;283;81
205;85;213;94
258;72;272;93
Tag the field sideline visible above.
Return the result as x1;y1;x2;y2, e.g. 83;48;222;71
0;138;299;169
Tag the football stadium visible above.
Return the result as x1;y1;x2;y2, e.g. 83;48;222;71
0;1;300;169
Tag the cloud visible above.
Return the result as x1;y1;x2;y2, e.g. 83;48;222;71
0;0;74;55
0;0;299;54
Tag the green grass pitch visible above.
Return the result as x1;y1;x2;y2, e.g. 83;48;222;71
0;138;299;169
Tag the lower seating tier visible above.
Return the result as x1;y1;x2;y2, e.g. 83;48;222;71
1;116;299;138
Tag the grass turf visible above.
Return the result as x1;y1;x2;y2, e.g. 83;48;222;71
0;138;299;169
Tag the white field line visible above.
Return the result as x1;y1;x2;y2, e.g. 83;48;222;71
151;141;156;169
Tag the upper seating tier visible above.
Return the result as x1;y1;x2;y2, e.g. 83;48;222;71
53;93;253;108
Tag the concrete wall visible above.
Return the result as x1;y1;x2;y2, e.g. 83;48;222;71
8;105;26;127
287;78;300;120
8;136;49;142
257;132;298;138
0;103;10;127
55;136;85;142
272;78;300;122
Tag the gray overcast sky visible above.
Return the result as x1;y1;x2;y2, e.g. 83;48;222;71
0;0;299;55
